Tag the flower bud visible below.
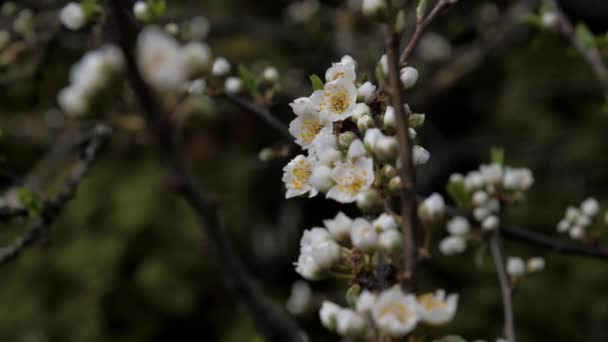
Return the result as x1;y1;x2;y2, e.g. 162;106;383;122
541;11;559;30
352;103;371;123
263;66;279;82
379;230;402;252
338;132;357;150
224;76;243;93
400;66;419;89
506;257;525;277
60;2;85;30
413;145;430;165
374;136;398;161
408;113;425;128
351;218;378;252
312;240;341;269
526;257;545;273
357;115;375;133
356;189;382;213
357;81;376;103
258;147;275;161
309;165;334;192
362;0;386;19
133;1;148;20
569;225;585;240
320;301;341;331
581;197;600;217
472;190;489;206
383;164;398;179
439;236;466;255
211;57;231;76
481;215;499;231
447;217;470;236
419;193;445;222
383;106;396;131
324;212;352;242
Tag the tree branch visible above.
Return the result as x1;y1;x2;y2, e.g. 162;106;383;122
547;0;608;96
488;231;516;342
108;2;304;341
0;124;111;265
399;0;458;65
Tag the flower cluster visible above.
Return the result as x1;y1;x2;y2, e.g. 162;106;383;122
556;197;601;240
320;286;458;338
283;56;429;205
57;45;124;116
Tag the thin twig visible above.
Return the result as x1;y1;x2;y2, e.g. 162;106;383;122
0;124;111;265
547;0;608;96
108;2;304;341
219;92;292;140
384;28;418;288
399;0;458;65
488;231;516;342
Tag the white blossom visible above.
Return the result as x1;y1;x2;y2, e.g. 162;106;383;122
289;111;332;150
506;257;525;277
286;280;312;315
373;213;398;232
480;163;503;185
439;236;466;255
565;206;580;222
464;171;484;191
312;239;341;269
357;81;376;103
290;97;316;116
503;167;534;191
581;197;600;217
58;86;86;116
137;27;186;90
283;154;319;198
263;66;279;82
336;309;367;336
350;218;378;252
472;190;489;206
310;77;358;121
59;2;85;30
327;157;375;203
319;301;341;330
356;290;377;314
324;212;352;242
379;230;402;252
569;225;585;240
527;257;545;273
481;215;499;231
419;193;445;221
384;105;396;130
372;286;419;337
413;145;430;165
186;78;206;94
211;57;231;76
133;1;148;20
295;253;322;280
447;217;470;236
416;290;458;325
375;136;399;161
400;66;419;89
556;219;570;233
325;55;356;83
312;131;342;166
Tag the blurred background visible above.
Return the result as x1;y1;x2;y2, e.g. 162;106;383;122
1;0;608;341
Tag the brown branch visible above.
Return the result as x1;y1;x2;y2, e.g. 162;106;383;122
108;2;304;341
488;231;517;342
399;0;458;65
0;124;111;264
384;28;418;288
547;0;608;96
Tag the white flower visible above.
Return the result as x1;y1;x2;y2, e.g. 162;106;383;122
182;41;211;76
320;301;341;331
480;164;503;185
362;0;386;17
356;290;377;314
59;2;85;30
379;54;388;74
70;50;106;92
133;1;148;20
569;225;585;240
289;111;332;149
282;154;319;198
295;253;322;280
506;257;525;277
481;215;499;231
312;239;341;268
263;66;279;82
327;157;375;203
473;206;491;221
565;206;580;222
439;236;466;255
58;86;86;116
379;230;402;252
447;217;470;236
309;164;334;192
211;57;231;76
301;227;331;250
350;218;378;252
336;309;367;336
373;213;398;232
526;257;545;273
310;77;358;121
464;171;484;191
400;66;419;89
581;197;600;217
413;145;430;165
325;55;356;83
312;131;342;166
357;81;376;103
556;219;570;233
286;280;312;315
295;227;331;279
137;27;186;90
224;76;243;93
372;286;419;337
419;193;445;221
351;103;371;122
503;167;534;191
324;212;352;242
472;190;489;206
364;128;383;151
416;290;458;325
290;97;316;116
347;139;368;160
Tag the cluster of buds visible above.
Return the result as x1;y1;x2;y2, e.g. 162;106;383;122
556;197;601;240
506;256;546;279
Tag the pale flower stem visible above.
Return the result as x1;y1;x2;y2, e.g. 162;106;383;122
489;231;517;342
384;28;418;289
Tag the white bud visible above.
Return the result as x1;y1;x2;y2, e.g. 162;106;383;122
356;291;377;314
541;11;559;29
186;78;206;95
336;309;366;336
473;206;490;221
364;128;382;151
182;41;212;76
286;280;312;315
409;128;417;139
399;66;419;89
439;236;466;255
263;66;279;82
472;190;489;206
59;2;85;30
479;164;503;185
58;86;86;116
309;164;334;192
413;145;430;165
295;253;322;280
357;115;375;132
312;240;341;269
464;171;484;191
383;106;396;130
290;97;315;116
362;0;386;17
374;136;398;161
481;215;499;231
357;81;376;103
569;225;585;240
133;1;148;20
419;193;445;221
556;219;570;233
447;217;470;236
211;57;231;76
565;206;580;222
319;301;341;331
224;77;243;93
352;103;371;122
526;257;545;273
379;54;388;75
379;230;402;252
506;257;525;277
581;197;600;217
373;213;398;232
351;218;378;252
324;212;352;242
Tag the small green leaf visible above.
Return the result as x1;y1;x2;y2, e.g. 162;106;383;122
575;23;596;49
416;0;428;22
447;178;470;208
147;0;166;19
490;147;505;165
80;0;98;18
310;74;324;91
408;113;425;128
238;64;259;97
17;188;43;216
346;284;361;308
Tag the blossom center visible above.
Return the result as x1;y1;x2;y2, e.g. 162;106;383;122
335;165;368;195
379;302;413;324
292;159;312;190
319;85;350;115
417;294;447;310
301;119;323;144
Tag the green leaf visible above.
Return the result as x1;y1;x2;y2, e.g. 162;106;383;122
490;147;505;165
80;0;98;18
310;74;324;91
17;188;43;216
147;0;166;20
237;64;259;97
575;23;596;49
447;178;470;208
